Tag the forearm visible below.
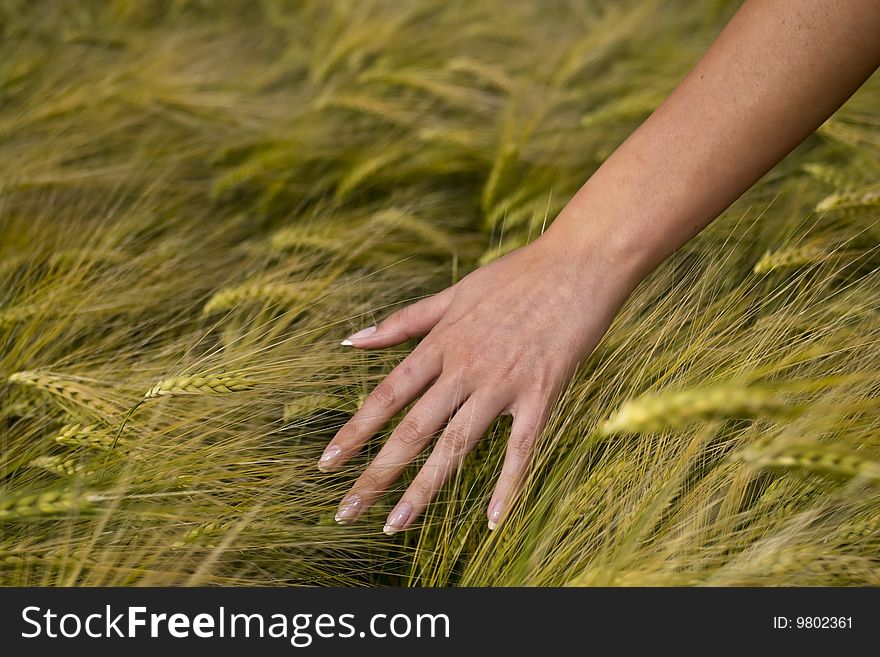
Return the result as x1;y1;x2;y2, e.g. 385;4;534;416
546;0;880;286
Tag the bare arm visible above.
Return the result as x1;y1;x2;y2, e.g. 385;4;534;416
323;0;880;533
550;0;880;286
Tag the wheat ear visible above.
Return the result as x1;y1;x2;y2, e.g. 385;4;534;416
0;489;94;520
600;384;793;435
283;393;352;422
203;281;308;315
816;186;880;213
144;373;256;399
7;370;115;418
30;455;95;479
801;163;853;191
170;520;237;549
54;422;125;451
737;441;880;483
753;240;830;274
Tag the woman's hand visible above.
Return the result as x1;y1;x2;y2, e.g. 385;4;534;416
318;228;638;533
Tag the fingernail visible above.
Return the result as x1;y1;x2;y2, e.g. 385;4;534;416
487;499;503;531
335;494;362;524
318;445;342;472
383;501;412;536
341;325;377;346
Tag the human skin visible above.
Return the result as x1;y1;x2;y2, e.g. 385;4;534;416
319;0;880;534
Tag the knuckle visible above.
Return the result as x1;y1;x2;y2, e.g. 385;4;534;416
397;344;432;380
335;417;365;445
460;349;481;369
441;423;472;456
454;349;483;378
393;417;427;447
370;459;398;483
355;470;383;495
408;477;433;501
507;432;536;461
389;303;416;327
370;379;397;409
532;372;554;397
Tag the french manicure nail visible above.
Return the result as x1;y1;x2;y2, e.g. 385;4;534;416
383;502;412;536
318;445;342;472
335;495;362;524
341;325;377;346
487;499;503;531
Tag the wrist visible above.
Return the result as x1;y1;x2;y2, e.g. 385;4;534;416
539;180;659;297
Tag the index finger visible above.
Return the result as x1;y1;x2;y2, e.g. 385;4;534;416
318;343;441;471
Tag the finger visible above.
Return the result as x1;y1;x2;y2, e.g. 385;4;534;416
319;345;441;471
383;391;507;535
486;397;549;530
335;375;470;524
340;288;455;349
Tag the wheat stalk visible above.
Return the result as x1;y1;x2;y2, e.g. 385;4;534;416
334;144;409;200
370;208;456;253
2;396;42;419
478;235;528;265
816;118;874;148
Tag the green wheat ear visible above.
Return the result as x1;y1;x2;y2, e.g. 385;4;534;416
0;303;40;328
30;454;97;479
801;163;854;191
600;384;797;435
54;422;126;451
737;441;880;484
815;186;880;213
752;239;830;274
203;281;306;315
7;370;116;418
143;373;257;399
0;489;95;520
283;393;353;422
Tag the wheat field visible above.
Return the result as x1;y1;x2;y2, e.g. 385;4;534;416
2;0;879;586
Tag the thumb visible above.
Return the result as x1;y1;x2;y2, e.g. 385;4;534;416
341;288;455;349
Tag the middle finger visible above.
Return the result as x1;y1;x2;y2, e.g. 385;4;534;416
335;373;470;524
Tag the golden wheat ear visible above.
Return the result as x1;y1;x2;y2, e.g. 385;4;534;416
143;373;257;399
